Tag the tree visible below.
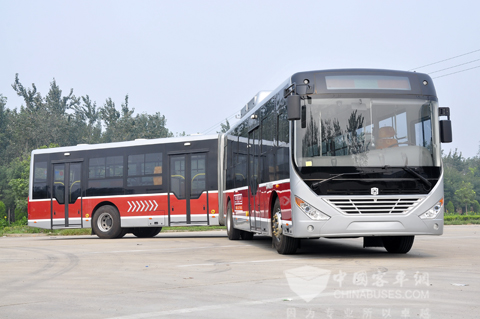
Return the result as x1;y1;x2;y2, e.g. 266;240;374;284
473;200;480;213
0;95;10;165
7;156;30;220
454;181;476;214
0;200;5;219
445;201;455;214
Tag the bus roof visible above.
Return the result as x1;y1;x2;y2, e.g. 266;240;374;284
31;134;219;155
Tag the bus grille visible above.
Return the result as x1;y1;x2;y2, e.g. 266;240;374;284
324;197;424;215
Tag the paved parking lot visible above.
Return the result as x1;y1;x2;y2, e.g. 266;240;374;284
0;225;478;319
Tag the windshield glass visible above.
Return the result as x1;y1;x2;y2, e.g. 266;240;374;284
294;98;440;168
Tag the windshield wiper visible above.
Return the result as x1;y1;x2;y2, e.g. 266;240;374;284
402;167;432;189
311;166;391;190
311;171;365;189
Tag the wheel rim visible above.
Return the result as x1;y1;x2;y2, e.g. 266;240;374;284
97;212;114;232
272;208;282;243
226;205;231;232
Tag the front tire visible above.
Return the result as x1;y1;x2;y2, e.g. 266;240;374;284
382;236;415;253
226;200;241;240
117;228;128;238
92;205;122;239
132;227;162;238
272;198;298;254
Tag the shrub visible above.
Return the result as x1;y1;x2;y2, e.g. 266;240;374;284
446;201;455;214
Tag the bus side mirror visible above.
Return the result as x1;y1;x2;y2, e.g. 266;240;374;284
287;95;301;120
440;120;452;143
438;107;452;143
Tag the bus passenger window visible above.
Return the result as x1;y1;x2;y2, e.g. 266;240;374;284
33;161;48;199
278;112;289;144
128;153;162;187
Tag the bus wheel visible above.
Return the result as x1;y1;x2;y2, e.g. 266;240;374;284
240;231;254;240
92;205;122;239
226;201;241;240
382;236;415;253
272;198;298;255
117;228;128;238
132;227;162;238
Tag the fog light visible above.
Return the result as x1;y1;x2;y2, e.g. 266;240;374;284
307;225;314;232
434;223;439;230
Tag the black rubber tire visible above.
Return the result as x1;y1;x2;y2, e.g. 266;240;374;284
226;200;241;240
92;205;122;239
240;230;254;240
117;228;128;238
382;236;415;253
272;198;298;254
132;227;162;238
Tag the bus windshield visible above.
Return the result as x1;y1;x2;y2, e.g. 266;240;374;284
294;98;440;168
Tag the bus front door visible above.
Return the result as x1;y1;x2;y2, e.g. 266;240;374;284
169;153;208;225
51;162;82;228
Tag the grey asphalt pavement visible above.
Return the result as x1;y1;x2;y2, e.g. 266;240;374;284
0;225;478;319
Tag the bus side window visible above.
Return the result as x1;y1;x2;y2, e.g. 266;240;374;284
127;152;162;187
278;112;289;145
33;161;49;199
87;156;124;196
277;112;290;179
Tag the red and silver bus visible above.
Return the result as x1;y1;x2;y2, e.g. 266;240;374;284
219;69;453;254
28;135;221;238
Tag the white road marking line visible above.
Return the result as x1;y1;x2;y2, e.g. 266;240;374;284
84;244;249;255
104;294;326;319
177;258;296;267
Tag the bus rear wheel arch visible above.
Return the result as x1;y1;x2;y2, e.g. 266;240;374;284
92;205;122;239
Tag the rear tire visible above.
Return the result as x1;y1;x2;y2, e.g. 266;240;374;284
382;236;415;253
92;205;122;239
132;227;162;238
272;198;298;254
226;200;241;240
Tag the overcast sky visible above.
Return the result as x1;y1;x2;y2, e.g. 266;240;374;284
1;0;479;158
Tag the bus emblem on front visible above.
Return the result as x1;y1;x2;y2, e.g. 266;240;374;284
371;187;379;196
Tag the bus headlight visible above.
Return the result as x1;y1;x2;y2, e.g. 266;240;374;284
419;198;444;219
295;196;330;221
